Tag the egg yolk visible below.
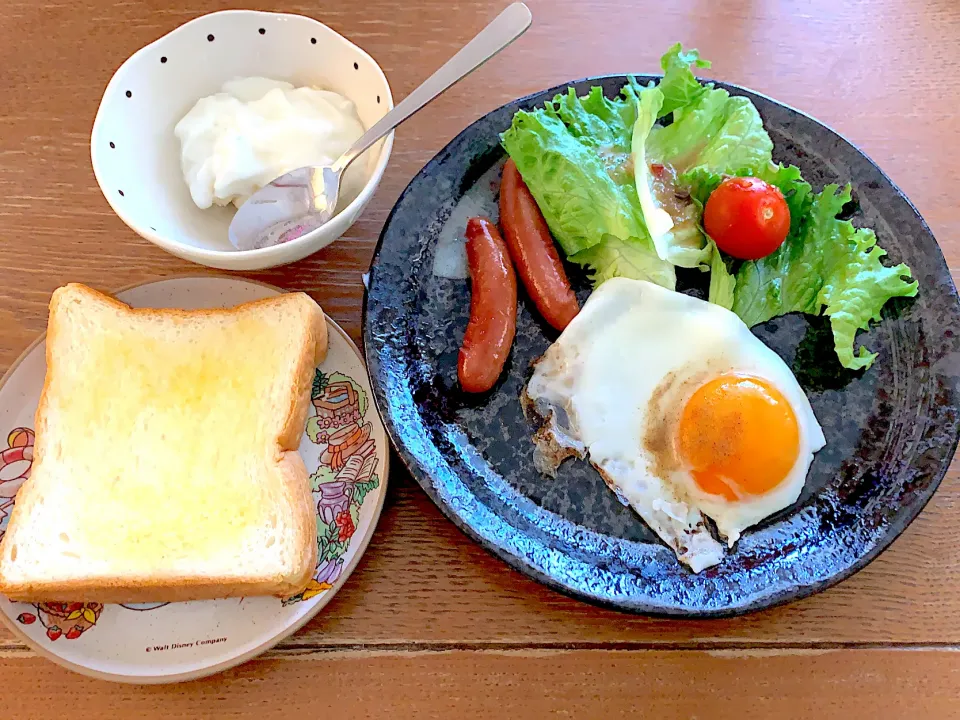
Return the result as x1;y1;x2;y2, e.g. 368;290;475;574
677;374;799;500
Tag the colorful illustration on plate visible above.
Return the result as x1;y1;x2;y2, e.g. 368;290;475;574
0;427;106;641
16;602;103;641
284;368;381;606
0;366;382;636
0;427;33;527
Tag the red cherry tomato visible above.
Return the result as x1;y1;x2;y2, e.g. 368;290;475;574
703;176;790;260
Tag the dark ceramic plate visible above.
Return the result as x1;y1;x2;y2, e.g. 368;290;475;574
363;75;960;616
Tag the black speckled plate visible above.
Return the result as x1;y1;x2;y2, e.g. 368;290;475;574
363;75;960;616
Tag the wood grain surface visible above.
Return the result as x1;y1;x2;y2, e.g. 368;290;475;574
1;0;959;715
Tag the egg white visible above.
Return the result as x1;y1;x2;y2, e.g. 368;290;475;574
525;277;825;571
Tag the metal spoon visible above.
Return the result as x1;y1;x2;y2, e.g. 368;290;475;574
228;2;532;252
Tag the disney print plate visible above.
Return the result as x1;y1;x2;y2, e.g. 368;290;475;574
0;277;389;683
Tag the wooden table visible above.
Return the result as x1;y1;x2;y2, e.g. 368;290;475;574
2;0;959;715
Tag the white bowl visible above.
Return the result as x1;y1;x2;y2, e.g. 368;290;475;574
91;10;394;271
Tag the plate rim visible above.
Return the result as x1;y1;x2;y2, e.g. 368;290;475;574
362;74;960;617
0;274;389;683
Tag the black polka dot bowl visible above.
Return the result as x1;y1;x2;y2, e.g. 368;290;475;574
91;10;394;270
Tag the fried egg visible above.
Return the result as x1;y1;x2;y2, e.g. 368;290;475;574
524;277;825;571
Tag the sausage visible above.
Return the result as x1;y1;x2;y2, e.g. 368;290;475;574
499;158;579;331
458;217;517;393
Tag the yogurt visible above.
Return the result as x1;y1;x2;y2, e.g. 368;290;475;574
174;77;366;211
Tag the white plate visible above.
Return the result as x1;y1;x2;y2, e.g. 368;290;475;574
90;10;394;270
0;277;388;683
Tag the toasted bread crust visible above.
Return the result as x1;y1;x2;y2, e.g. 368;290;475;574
0;283;326;603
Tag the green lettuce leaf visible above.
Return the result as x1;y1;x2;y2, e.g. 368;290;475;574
630;86;711;267
546;84;642;189
645;88;731;170
632;88;675;246
760;163;813;236
657;43;711;118
677;165;722;207
500;42;918;373
732;184;844;326
707;239;736;308
570;233;676;290
548;84;640;152
646;87;773;177
732;184;917;369
501;82;674;287
693;97;773;174
817;202;919;370
636;84;773;271
501;108;639;256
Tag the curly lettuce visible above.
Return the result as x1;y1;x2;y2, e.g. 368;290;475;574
732;184;917;369
501;82;676;288
500;42;918;370
501;106;638;257
706;240;736;309
571;233;677;289
805;186;918;369
657;43;711;118
631;88;676;253
632;47;775;268
684;166;915;368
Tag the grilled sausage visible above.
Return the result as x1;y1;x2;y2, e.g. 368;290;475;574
458;217;518;393
499;159;579;331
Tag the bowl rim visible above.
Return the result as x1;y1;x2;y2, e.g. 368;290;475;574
90;9;395;264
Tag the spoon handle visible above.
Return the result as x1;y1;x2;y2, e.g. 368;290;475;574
333;2;532;172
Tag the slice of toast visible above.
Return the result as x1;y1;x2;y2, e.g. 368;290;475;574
0;284;327;603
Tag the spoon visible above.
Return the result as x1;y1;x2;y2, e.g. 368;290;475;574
229;2;533;252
